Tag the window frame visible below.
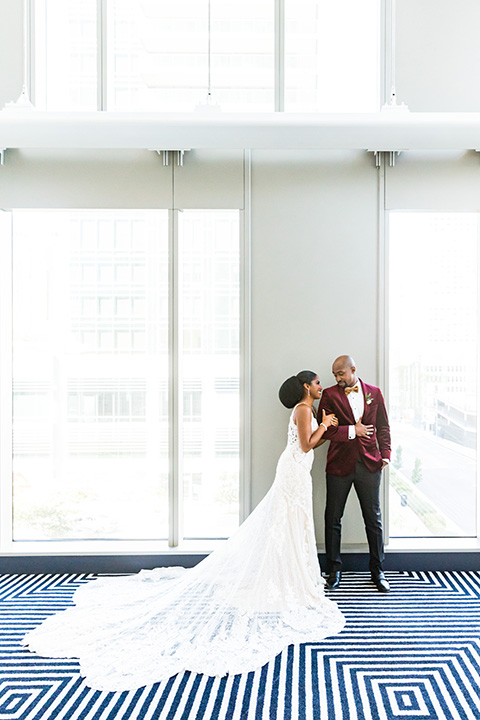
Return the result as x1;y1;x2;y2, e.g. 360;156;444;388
0;204;251;555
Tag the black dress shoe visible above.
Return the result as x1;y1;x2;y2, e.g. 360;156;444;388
325;571;341;589
371;571;390;593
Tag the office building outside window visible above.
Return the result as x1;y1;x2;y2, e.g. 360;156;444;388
11;209;241;543
388;212;478;538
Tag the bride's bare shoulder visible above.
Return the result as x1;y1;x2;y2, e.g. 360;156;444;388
292;402;312;425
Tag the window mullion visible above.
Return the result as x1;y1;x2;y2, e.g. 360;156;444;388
274;0;285;112
25;0;35;106
383;0;394;107
239;152;252;522
97;0;107;111
168;207;183;547
0;213;13;550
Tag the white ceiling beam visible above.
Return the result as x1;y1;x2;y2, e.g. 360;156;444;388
1;111;480;151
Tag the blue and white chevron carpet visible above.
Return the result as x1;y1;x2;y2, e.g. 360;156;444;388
1;571;480;719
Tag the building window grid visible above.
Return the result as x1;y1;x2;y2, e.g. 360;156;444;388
67;389;146;422
182;240;240;356
69;216;167;354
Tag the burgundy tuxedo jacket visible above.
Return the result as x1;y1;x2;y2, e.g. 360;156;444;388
318;379;391;475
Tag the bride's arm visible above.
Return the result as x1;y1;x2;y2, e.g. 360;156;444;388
294;406;337;453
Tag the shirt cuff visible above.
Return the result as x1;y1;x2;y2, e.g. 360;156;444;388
348;425;355;440
382;458;390;464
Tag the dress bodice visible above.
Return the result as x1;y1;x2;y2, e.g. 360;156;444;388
287;404;318;469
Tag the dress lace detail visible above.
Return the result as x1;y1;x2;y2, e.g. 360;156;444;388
21;408;345;690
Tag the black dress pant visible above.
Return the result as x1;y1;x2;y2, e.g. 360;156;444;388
324;459;384;574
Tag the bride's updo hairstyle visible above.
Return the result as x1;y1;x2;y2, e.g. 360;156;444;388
278;370;317;408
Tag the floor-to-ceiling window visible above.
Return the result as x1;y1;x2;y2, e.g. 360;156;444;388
388;211;478;538
4;208;241;548
32;0;380;112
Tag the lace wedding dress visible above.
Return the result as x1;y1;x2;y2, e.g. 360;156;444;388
22;408;345;691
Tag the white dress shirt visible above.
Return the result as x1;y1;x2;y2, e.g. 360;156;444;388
347;382;363;439
346;380;390;464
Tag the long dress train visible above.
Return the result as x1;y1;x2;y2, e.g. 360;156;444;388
22;408;345;691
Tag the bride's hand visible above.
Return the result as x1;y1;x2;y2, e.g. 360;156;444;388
321;410;338;428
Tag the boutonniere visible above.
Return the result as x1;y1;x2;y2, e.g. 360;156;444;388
365;392;373;405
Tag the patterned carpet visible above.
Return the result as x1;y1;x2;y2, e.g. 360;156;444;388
1;571;480;719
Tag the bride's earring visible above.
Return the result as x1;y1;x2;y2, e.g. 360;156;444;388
307;387;310;396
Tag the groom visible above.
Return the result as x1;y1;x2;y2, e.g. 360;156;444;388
318;355;391;592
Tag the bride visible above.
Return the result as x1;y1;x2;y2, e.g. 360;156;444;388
22;371;345;691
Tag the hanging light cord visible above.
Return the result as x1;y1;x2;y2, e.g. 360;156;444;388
390;0;396;102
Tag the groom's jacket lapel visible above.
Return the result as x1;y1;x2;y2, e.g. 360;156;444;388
359;379;371;421
359;380;381;425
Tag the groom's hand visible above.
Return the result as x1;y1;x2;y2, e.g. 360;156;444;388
355;418;374;438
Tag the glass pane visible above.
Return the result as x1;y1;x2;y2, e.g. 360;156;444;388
389;212;478;537
285;0;380;112
180;210;240;538
107;0;274;111
34;0;97;110
12;210;169;540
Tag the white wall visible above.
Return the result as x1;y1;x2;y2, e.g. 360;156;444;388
0;149;244;209
250;150;380;544
0;149;173;208
385;151;480;209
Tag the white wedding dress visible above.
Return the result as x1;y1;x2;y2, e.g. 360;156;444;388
22;408;345;691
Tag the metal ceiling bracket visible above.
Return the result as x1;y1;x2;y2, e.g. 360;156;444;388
370;150;402;168
150;150;191;167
